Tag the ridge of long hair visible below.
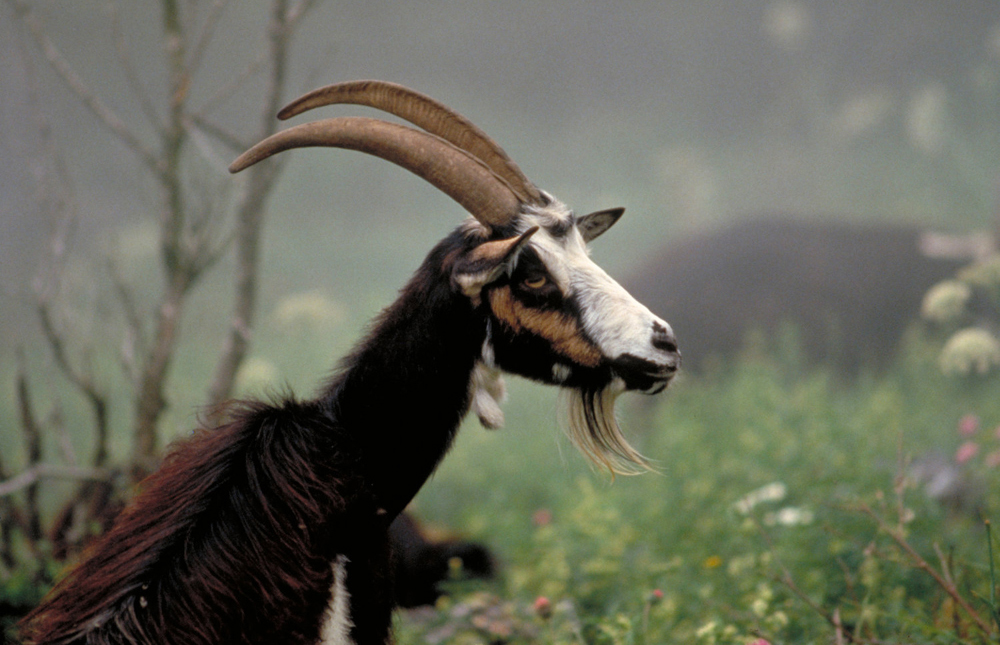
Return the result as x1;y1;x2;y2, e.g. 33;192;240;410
558;383;653;476
19;398;356;645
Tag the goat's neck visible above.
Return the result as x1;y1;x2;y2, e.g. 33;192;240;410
321;245;484;517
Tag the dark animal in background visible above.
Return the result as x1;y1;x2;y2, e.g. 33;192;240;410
624;216;986;375
20;80;678;645
389;513;495;609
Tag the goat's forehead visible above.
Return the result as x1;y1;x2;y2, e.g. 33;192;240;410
521;200;575;234
517;207;597;290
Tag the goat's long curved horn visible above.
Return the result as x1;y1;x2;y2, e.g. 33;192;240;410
229;116;522;227
277;80;544;205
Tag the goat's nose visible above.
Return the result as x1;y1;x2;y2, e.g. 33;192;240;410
651;321;678;354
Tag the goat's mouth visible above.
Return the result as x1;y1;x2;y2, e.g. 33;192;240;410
610;353;680;394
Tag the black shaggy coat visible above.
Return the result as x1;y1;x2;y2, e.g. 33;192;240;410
19;229;494;645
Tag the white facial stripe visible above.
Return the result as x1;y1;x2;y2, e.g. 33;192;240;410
574;260;670;364
518;204;671;366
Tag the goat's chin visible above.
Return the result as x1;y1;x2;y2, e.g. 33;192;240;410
558;380;654;476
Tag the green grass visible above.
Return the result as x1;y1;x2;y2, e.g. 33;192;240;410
4;322;1000;643
395;335;1000;644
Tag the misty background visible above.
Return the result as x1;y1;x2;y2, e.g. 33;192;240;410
1;0;999;446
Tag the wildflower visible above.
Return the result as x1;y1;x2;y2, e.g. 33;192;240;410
766;610;789;628
921;280;971;323
734;482;787;514
958;254;1000;289
748;639;771;645
650;588;664;602
703;555;723;569
958;413;980;436
531;508;552;527
533;596;552;620
694;620;717;639
765;506;815;526
955;441;979;465
939;327;1000;376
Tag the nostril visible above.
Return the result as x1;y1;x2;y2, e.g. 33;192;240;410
651;322;678;353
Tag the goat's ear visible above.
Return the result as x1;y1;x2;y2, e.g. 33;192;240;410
577;207;625;242
453;227;539;298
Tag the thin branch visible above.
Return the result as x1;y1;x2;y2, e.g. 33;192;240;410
752;514;859;642
0;465;113;498
193;0;323;119
933;542;957;590
0;382;20;572
859;502;993;636
15;17;77;305
206;0;299;410
287;0;322;23
15;350;43;542
36;303;111;468
108;0;163;132
16;9;113;470
187;0;231;77
108;263;147;387
130;0;197;472
50;405;79;467
186;112;247;157
193;47;271;118
6;0;163;176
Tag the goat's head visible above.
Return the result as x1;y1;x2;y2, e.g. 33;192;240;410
231;80;680;473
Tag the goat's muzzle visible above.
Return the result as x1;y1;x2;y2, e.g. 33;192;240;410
610;322;680;394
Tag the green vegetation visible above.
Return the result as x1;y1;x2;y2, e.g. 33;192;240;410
392;335;1000;643
5;326;1000;643
4;253;1000;643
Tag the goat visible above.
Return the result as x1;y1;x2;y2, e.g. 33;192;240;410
623;215;985;375
19;80;679;645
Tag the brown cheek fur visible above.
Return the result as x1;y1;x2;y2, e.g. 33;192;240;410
489;287;603;367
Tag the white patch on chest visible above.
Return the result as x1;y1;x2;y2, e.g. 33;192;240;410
319;555;354;645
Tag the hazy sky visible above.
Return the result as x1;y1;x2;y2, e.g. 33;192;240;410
2;1;998;338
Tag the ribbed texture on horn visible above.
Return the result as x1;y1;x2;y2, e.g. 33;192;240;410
277;80;543;205
229;116;521;227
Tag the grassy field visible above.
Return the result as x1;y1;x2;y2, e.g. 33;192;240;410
391;335;1000;644
2;251;999;643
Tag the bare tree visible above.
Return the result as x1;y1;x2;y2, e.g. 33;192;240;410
0;0;325;580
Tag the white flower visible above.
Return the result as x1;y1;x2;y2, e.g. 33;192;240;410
959;254;1000;291
921;280;971;324
764;506;815;526
734;482;787;515
939;327;1000;376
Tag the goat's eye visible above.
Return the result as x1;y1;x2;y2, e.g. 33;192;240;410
523;276;548;289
